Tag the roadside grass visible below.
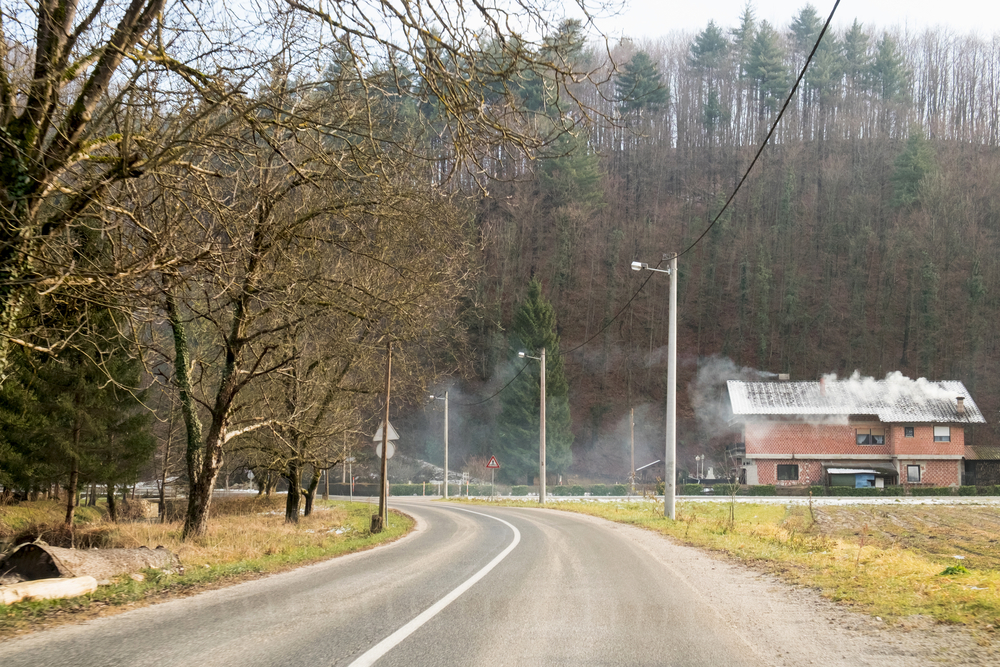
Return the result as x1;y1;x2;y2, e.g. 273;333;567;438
0;497;411;635
451;497;1000;628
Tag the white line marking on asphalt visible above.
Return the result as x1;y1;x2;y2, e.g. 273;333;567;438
346;507;521;667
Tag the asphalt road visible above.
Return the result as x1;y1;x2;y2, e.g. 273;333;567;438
0;499;778;666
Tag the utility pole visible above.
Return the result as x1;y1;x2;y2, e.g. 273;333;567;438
540;347;546;505
665;253;677;520
630;407;635;494
374;342;391;533
443;391;449;499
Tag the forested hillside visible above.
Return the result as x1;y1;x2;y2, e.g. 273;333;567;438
456;6;1000;479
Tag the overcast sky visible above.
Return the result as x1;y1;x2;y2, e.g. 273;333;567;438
581;0;1000;40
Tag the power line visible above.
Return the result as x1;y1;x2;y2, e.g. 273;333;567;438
457;361;530;406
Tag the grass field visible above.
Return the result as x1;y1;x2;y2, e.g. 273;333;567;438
456;497;1000;628
0;496;410;635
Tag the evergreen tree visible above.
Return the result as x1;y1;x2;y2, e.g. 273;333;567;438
789;4;822;60
891;131;936;209
843;20;872;86
538;131;603;210
616;51;669;115
495;278;573;484
746;21;789;114
873;33;908;100
689;21;728;72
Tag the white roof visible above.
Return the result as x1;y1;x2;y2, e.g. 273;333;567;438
728;373;985;424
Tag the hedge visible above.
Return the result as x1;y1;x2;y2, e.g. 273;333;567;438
681;484;703;496
911;486;953;496
749;485;775;496
611;484;628;496
512;485;529;496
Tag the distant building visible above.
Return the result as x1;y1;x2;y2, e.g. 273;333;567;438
726;375;986;488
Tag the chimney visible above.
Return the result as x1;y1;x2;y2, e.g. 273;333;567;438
778;373;790;381
819;377;826;396
957;396;966;417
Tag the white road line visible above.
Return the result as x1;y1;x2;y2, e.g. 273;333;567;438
346;507;521;667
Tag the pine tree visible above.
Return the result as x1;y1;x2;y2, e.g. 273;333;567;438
495;278;573;484
746;21;789;115
891;131;936;209
615;51;669;115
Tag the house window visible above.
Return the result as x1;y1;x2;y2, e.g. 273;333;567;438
904;426;914;437
933;426;951;442
777;464;799;481
907;465;921;483
855;427;885;445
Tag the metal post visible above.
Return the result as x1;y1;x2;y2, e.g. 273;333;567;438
665;254;677;520
443;391;449;499
540;347;546;505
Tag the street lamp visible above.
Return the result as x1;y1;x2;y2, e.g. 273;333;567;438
518;348;547;504
631;253;678;520
430;392;449;499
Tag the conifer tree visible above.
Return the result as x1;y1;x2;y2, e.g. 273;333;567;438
495;278;573;484
616;51;670;115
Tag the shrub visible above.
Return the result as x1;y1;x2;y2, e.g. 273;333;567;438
569;485;585;496
589;484;609;496
713;484;741;496
828;486;883;496
551;486;569;496
390;484;423;496
940;564;969;575
656;480;665;495
911;486;951;496
611;484;628;496
681;484;702;496
809;485;826;497
511;485;529;496
749;485;775;496
883;485;904;496
958;485;977;496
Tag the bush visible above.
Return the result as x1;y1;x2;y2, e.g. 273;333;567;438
511;485;529;496
911;486;952;496
656;480;665;495
681;484;702;496
809;485;826;497
589;484;608;496
883;485;904;496
569;485;585;496
390;484;424;496
958;485;977;496
551;486;569;496
828;486;884;496
611;484;628;496
713;484;741;496
749;485;775;496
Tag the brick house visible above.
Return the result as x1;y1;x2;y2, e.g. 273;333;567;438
726;375;985;488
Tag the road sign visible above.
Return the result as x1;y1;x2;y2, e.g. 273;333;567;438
486;456;500;469
375;441;395;459
372;420;400;442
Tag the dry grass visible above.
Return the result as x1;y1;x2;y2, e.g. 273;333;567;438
455;497;1000;628
0;496;411;635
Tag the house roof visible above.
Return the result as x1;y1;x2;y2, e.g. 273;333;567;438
728;375;985;424
964;445;1000;460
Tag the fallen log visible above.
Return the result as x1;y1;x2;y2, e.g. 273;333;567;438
0;576;98;605
0;543;179;583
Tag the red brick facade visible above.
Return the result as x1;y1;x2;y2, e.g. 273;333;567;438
743;419;965;487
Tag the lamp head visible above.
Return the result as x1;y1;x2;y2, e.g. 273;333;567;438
631;261;645;271
518;351;526;358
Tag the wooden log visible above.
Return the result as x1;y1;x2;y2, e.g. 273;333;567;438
0;576;98;605
0;544;179;583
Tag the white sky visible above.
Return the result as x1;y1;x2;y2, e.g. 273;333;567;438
582;0;1000;40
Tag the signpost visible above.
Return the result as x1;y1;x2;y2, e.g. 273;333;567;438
487;456;500;498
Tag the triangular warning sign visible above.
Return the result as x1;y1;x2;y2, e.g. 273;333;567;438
486;456;500;469
372;420;400;442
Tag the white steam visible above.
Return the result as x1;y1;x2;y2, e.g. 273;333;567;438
821;370;960;403
689;356;775;440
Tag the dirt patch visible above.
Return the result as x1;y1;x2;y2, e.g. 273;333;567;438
811;505;1000;570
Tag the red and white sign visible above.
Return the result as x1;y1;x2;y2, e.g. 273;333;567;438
486;456;500;469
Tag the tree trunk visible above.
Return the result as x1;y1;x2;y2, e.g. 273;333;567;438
284;460;301;524
106;484;117;522
64;456;79;527
303;467;321;517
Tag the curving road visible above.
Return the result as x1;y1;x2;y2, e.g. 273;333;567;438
0;498;949;666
